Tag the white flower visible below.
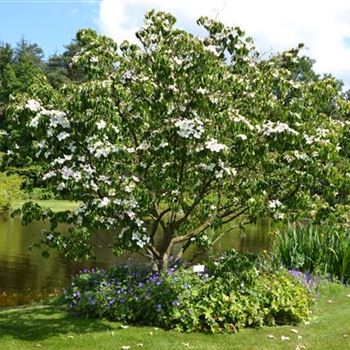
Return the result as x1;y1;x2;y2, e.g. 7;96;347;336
29;115;41;128
60;166;81;181
96;120;106;129
42;171;56;181
136;240;146;248
173;57;183;65
125;183;135;193
197;87;208;94
61;166;75;180
57;132;70;141
90;56;99;63
205;138;228;152
90;141;112;158
25;99;41;112
57;182;66;191
205;45;219;56
135;218;143;227
236;134;247;140
95;148;110;158
98;197;110;208
64;154;73;161
112;125;119;133
137;142;149;151
126;210;136;219
215;170;224;178
220;163;237;176
42;110;69;128
262;121;298;136
113;198;122;205
268;199;282;209
199;163;215;171
274;212;285;220
132;232;140;241
233;114;255;131
175;118;204;139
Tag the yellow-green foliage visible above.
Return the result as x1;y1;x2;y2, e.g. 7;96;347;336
0;172;23;212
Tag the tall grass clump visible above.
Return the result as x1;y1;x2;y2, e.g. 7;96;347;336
273;223;350;283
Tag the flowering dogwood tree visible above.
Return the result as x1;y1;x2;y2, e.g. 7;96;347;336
5;11;350;270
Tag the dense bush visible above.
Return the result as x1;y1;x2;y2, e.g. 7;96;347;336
0;172;23;212
24;187;56;200
64;251;314;333
274;223;350;283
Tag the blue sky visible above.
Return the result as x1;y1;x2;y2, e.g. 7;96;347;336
0;0;99;55
1;0;350;87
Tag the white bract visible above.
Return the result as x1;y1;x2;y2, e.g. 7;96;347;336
25;99;41;112
205;139;228;152
175;118;204;139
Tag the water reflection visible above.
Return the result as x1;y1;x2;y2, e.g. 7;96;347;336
0;214;273;294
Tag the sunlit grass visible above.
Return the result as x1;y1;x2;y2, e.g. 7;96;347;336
12;199;79;212
0;282;349;350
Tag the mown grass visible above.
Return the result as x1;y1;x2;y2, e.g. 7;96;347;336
12;199;79;212
0;283;349;350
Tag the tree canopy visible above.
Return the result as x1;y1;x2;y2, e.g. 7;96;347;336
5;10;350;270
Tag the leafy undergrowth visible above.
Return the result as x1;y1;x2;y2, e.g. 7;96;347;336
0;282;349;350
64;255;313;333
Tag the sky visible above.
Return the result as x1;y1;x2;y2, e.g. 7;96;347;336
1;0;350;87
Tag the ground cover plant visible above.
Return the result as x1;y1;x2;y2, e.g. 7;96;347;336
63;250;314;333
274;223;350;283
4;10;350;270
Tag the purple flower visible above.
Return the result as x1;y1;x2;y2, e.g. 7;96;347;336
88;297;96;305
155;303;162;312
288;269;315;292
73;290;81;298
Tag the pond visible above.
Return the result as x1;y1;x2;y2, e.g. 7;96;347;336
0;213;273;297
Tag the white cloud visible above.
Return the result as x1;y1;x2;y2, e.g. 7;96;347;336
97;0;350;87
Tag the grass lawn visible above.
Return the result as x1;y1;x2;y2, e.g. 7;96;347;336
0;283;349;350
12;199;79;212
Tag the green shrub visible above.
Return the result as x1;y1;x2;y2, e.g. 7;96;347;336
24;187;56;200
273;223;350;283
0;172;23;212
64;254;313;333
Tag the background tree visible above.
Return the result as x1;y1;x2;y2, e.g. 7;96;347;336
5;11;350;270
46;40;86;88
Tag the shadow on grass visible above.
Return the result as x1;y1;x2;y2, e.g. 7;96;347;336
0;305;114;341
